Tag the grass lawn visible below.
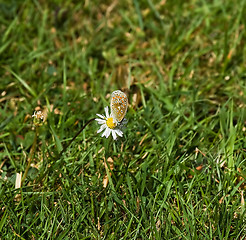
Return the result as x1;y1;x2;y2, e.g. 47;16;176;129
1;0;246;239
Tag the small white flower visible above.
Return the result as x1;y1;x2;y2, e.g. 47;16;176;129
32;111;44;120
95;106;126;140
32;110;45;126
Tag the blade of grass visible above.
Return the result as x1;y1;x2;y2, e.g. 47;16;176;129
8;69;37;98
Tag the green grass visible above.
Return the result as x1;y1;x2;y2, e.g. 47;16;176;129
1;0;246;239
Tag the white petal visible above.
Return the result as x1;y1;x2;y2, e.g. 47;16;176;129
101;128;109;138
115;129;123;137
112;130;117;140
105;128;111;138
95;119;106;124
97;124;107;133
96;114;105;119
104;106;109;118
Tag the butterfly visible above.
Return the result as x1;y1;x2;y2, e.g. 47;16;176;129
110;90;128;123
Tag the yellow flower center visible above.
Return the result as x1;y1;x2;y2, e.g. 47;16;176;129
106;117;116;129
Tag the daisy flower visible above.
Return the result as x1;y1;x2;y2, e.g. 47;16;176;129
32;110;45;126
95;106;126;140
32;111;44;120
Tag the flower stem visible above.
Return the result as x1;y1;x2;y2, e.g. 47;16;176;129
22;127;38;185
59;118;95;156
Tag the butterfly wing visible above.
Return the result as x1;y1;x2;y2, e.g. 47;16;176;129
110;90;128;122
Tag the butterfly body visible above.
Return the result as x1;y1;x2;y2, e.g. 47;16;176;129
110;90;128;123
